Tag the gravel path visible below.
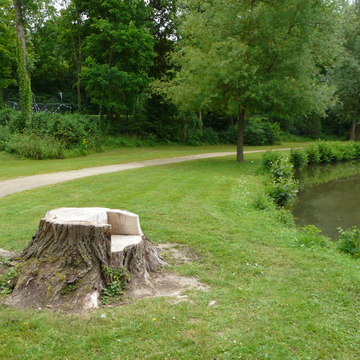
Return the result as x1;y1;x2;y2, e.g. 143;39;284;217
0;149;291;198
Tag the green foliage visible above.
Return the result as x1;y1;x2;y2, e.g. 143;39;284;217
252;193;274;211
261;150;283;171
218;125;238;144
302;141;360;165
81;0;154;116
202;127;219;145
305;144;321;164
0;125;11;151
101;266;129;304
186;127;219;146
15;33;32;125
289;148;308;169
157;0;339;160
186;128;203;146
0;267;18;295
267;176;299;207
32;112;100;148
4;133;65;159
316;140;336;163
292;225;331;248
268;157;294;181
265;156;299;207
337;226;360;258
244;117;281;146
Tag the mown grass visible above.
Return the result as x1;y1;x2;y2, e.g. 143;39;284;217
0;142;311;181
1;146;359;359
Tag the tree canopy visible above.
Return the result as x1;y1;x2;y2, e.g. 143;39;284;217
1;0;358;150
157;0;341;161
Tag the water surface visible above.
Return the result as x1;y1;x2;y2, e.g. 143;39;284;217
292;162;360;240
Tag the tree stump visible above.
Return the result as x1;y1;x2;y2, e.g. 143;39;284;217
4;208;166;312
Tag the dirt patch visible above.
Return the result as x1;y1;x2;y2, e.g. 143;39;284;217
115;243;207;305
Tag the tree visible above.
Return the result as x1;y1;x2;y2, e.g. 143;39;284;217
0;0;16;108
81;0;155;122
330;1;360;140
158;0;339;161
12;0;32;124
57;0;85;110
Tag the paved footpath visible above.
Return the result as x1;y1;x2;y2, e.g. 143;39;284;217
0;149;291;199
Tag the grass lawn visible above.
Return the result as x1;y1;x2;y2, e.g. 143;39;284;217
1;144;359;359
0;142;311;181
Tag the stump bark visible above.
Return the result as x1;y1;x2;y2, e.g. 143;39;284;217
4;207;166;312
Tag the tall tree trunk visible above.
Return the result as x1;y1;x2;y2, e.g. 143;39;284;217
197;111;203;130
66;0;82;111
183;113;188;141
12;0;32;124
0;89;4;108
355;123;360;141
350;119;356;141
237;108;246;162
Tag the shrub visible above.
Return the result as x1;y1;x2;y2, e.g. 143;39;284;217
316;141;335;163
0;108;18;126
261;150;283;171
265;157;299;207
290;148;308;169
186;128;203;146
32;112;100;148
268;156;294;181
4;133;65;159
252;193;275;210
202;127;219;145
267;176;299;207
218;125;237;144
244;117;281;146
337;226;360;258
305;145;321;164
292;225;330;248
0;125;11;151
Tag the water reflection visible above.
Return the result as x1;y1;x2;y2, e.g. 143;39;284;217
292;161;360;240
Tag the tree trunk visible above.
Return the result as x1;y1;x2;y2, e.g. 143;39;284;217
350;119;356;141
4;208;166;312
0;89;3;108
355;123;360;142
237;108;246;162
12;0;32;125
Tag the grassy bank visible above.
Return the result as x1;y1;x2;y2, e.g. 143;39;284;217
1;148;359;359
0;142;311;181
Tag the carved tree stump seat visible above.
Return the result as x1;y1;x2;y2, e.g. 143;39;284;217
4;207;166;311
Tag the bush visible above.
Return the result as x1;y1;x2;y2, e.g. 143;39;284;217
4;132;65;159
202;127;219;145
316;140;335;163
186;128;203;146
305;145;321;164
261;150;283;171
0;108;18;126
292;225;330;248
337;226;360;258
32;112;100;148
252;193;275;210
290;148;308;169
244;117;281;146
267;176;299;207
218;125;237;144
0;125;11;151
265;157;299;207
